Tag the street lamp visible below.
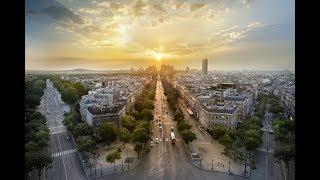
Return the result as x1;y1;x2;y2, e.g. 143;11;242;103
122;161;124;171
212;159;213;170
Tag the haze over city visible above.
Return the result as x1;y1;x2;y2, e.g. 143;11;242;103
25;1;295;180
26;0;294;71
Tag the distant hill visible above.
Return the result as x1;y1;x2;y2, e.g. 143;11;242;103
68;69;95;72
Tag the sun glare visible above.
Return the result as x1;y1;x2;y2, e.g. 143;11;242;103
154;52;163;61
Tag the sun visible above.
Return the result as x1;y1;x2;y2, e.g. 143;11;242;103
151;51;164;61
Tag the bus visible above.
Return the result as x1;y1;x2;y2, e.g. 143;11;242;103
186;108;194;117
171;132;176;144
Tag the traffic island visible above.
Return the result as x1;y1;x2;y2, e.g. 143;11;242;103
85;143;142;179
182;140;250;178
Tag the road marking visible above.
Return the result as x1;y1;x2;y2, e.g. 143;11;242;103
50;130;67;135
52;149;77;157
257;148;274;153
49;126;64;130
57;133;69;180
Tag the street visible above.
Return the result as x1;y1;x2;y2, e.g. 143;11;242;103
97;75;245;180
38;79;86;180
249;110;285;180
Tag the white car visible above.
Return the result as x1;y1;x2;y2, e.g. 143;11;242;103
150;141;154;147
155;138;159;143
159;126;162;131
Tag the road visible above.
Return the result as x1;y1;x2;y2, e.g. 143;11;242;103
97;75;245;180
38;79;86;180
249;110;285;180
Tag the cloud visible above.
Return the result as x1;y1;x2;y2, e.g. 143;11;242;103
41;5;84;24
189;3;206;11
174;1;184;9
216;22;265;43
247;22;264;30
241;0;253;8
132;0;147;17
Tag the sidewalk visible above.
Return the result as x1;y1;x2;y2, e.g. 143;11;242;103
178;99;249;177
188;141;248;176
86;143;141;178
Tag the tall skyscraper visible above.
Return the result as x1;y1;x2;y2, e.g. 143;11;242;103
202;59;208;75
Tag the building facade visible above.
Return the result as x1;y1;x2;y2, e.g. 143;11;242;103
202;59;208;75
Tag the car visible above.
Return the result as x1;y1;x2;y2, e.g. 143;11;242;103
155;138;159;143
150;141;154;147
67;137;70;140
159;126;162;131
171;126;174;131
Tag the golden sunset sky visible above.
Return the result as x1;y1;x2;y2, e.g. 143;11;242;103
26;0;294;71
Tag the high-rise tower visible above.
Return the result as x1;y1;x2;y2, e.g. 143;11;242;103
202;59;208;75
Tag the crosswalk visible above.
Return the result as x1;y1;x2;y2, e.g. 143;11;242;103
153;137;182;142
261;128;273;132
50;130;67;135
257;148;274;153
49;126;64;130
49;126;66;134
52;149;77;157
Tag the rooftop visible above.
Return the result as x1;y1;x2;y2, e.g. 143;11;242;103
87;105;123;115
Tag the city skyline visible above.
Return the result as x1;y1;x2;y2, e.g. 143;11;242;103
26;0;295;71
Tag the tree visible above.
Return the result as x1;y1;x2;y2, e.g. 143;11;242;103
76;135;96;152
134;100;143;112
25;151;52;179
97;122;118;143
134;143;143;157
128;110;141;120
243;129;262;151
119;128;131;148
136;121;150;133
140;109;153;122
61;87;79;104
141;100;154;110
132;127;150;143
181;130;197;145
121;115;137;132
274;143;295;171
211;125;227;140
177;122;191;132
106;151;121;171
272;120;289;141
174;110;184;122
73;82;88;97
72;123;93;138
219;133;233;148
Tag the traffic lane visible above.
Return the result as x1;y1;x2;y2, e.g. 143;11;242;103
267;153;276;180
64;153;87;180
59;131;76;152
249;151;265;180
47;156;67;180
51;133;63;154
